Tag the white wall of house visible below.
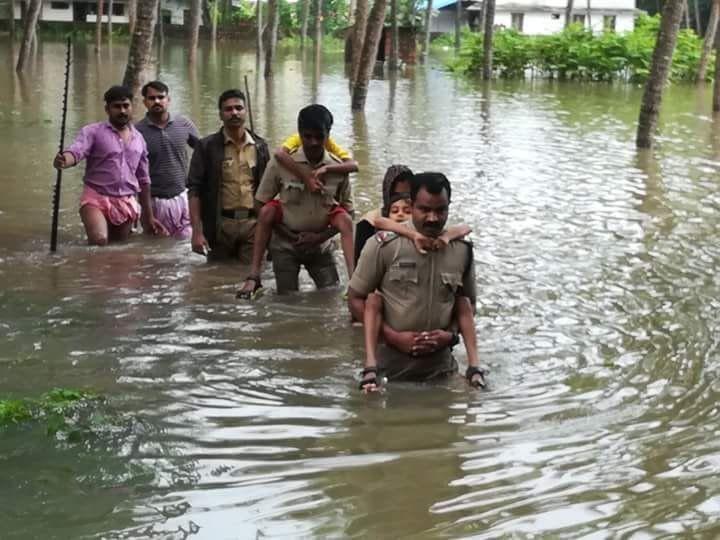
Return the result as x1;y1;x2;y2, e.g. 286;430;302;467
6;0;189;26
431;0;635;34
494;9;634;34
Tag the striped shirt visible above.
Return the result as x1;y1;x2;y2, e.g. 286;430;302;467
135;114;199;199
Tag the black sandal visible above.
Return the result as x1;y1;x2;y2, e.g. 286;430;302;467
465;366;487;389
236;275;262;299
358;367;379;391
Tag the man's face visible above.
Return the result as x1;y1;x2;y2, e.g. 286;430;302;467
143;87;170;115
105;98;132;128
220;97;246;129
299;128;327;163
412;187;449;238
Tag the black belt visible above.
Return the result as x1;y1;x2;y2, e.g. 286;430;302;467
222;208;256;220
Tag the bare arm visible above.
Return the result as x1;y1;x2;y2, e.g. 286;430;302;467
439;224;472;245
274;146;317;190
374;217;435;254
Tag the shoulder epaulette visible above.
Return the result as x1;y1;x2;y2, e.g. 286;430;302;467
375;231;399;245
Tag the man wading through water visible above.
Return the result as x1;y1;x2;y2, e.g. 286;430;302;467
187;89;270;262
135;80;199;239
348;172;486;391
53;85;167;245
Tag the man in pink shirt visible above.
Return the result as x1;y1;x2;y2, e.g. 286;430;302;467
53;85;167;245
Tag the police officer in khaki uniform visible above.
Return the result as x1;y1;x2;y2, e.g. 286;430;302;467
348;172;485;388
239;105;354;294
187;89;270;262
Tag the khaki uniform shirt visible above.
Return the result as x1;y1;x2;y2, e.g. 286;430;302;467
349;230;476;332
221;129;257;210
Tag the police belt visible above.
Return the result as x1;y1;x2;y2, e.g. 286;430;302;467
221;208;256;220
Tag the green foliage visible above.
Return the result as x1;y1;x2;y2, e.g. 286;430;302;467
0;388;102;436
279;34;345;50
448;15;712;82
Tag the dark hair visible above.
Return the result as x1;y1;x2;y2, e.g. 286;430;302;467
381;165;414;217
141;80;169;97
297;104;333;134
218;89;246;110
411;172;451;202
388;192;411;207
104;85;133;104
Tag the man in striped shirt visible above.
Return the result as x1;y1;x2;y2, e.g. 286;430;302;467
135;81;199;239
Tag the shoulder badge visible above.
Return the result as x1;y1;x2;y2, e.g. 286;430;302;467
375;231;398;244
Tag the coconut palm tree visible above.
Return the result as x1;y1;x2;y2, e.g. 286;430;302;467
352;0;389;109
15;0;40;72
123;0;160;98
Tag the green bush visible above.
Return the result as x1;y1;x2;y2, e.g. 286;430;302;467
447;14;711;82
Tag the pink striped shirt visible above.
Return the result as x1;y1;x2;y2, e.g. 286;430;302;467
65;121;150;197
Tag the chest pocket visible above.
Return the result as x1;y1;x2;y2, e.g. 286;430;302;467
281;179;304;205
389;261;418;293
222;158;235;183
440;272;463;302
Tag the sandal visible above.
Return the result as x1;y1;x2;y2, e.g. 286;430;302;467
236;275;263;300
358;367;380;392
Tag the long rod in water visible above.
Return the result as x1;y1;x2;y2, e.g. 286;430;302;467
244;74;255;132
50;36;71;253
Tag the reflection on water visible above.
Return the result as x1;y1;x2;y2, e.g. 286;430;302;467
3;37;720;538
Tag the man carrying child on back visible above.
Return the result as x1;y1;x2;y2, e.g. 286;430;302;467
236;104;355;297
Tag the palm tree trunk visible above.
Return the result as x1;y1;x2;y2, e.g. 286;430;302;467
350;0;369;83
189;0;202;64
565;0;574;28
314;0;322;44
300;0;309;48
108;0;113;37
714;30;720;110
482;0;495;79
256;0;263;55
422;0;432;61
351;0;389;110
211;1;218;43
636;0;685;148
9;0;15;39
454;0;462;51
156;0;164;45
96;0;103;51
697;0;719;81
15;0;40;72
127;0;136;36
389;0;399;69
264;0;278;78
586;0;591;30
694;0;701;32
123;0;159;98
683;0;689;28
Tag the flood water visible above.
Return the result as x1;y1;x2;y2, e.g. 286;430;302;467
2;36;720;538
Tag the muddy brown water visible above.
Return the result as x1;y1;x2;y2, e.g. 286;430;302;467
2;37;720;538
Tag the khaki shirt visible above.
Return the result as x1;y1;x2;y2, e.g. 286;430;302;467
221;129;257;210
349;231;476;332
255;148;353;234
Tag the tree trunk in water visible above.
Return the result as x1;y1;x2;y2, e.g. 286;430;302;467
351;0;388;110
697;0;719;81
714;30;720;110
264;0;278;78
350;0;369;83
96;0;103;51
123;0;159;98
586;0;591;30
127;0;136;36
211;1;218;43
635;0;685;148
482;0;494;79
189;0;201;64
389;0;399;69
422;0;432;61
300;0;309;48
255;0;262;55
9;0;16;39
314;0;322;44
157;0;164;45
16;0;40;72
454;0;461;51
565;0;574;28
694;0;701;32
108;0;113;37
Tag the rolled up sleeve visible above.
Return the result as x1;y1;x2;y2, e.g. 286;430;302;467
187;142;206;197
348;238;385;296
135;145;151;187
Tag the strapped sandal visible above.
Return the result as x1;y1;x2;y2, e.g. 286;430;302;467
465;366;487;389
236;275;263;300
358;367;380;391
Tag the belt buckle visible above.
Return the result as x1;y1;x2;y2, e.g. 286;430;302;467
225;208;251;220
